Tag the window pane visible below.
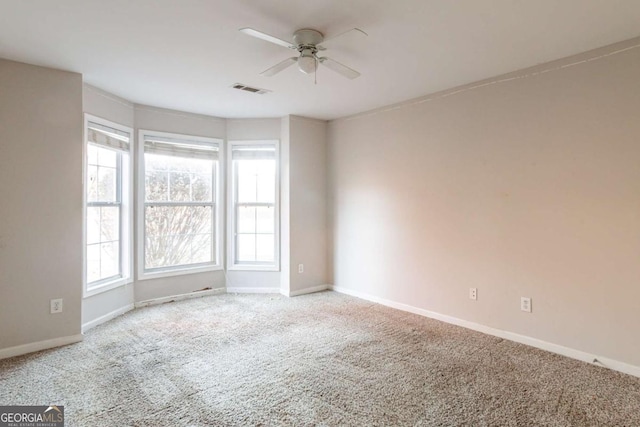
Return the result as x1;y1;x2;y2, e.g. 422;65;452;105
169;156;193;173
237;234;256;262
256;206;274;234
192;173;212;202
146;153;170;171
170;156;211;174
87;165;98;202
191;234;212;264
98;147;117;168
172;234;192;266
86;243;101;283
100;206;120;243
237;206;256;233
237;161;257;203
256;173;275;203
86;207;100;245
188;158;212;175
97;166;117;202
256;234;275;262
237;159;258;175
169;172;190;202
145;235;171;270
100;241;119;278
182;205;212;234
255;159;275;176
87;144;98;166
145;153;214;203
145;205;175;238
145;205;172;238
145;171;168;202
145;205;213;269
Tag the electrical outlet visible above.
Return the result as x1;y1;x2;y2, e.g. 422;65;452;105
298;264;304;274
521;297;532;313
50;298;63;314
469;288;477;300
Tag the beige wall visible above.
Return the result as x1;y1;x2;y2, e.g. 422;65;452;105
289;116;328;293
328;39;640;367
84;84;135;128
0;59;83;348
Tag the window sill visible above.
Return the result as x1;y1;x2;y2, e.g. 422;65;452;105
84;277;131;298
138;264;223;281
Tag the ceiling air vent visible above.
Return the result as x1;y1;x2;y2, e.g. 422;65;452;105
231;83;271;95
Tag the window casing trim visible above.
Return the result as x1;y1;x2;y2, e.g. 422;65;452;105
137;129;224;281
227;140;280;272
83;114;134;298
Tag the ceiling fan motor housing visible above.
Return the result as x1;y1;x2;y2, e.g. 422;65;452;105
292;29;324;50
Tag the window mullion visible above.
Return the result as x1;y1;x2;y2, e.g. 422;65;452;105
253;202;258;262
88;201;121;207
144;201;214;207
236;202;273;207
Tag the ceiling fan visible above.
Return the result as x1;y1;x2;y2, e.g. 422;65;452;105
239;27;367;79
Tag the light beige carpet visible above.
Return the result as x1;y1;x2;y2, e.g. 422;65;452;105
1;291;639;426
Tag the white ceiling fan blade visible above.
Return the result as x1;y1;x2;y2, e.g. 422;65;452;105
260;57;298;76
318;57;361;79
239;28;295;50
317;28;367;50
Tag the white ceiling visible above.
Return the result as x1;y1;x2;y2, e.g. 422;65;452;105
1;0;639;120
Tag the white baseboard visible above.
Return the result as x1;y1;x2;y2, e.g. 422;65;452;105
329;285;640;379
226;287;281;294
82;304;135;333
135;287;226;308
0;334;84;360
286;284;331;297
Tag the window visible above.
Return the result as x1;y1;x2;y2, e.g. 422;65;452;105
139;131;222;278
84;115;132;296
228;141;279;270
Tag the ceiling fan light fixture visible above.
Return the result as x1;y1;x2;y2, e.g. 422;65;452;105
298;50;317;74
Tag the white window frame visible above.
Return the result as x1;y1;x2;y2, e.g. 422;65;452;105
227;140;280;271
83;114;134;298
138;129;224;280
